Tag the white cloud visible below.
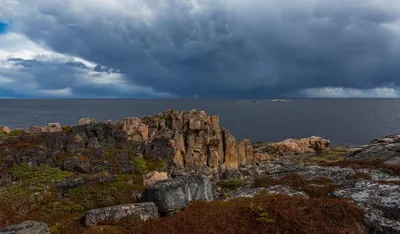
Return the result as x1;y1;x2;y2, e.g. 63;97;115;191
1;0;400;97
301;87;400;98
38;87;73;96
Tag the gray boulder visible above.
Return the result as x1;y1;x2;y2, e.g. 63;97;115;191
0;221;50;234
142;175;213;214
85;202;159;227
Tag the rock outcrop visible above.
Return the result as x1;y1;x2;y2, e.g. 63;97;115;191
0;126;10;134
142;175;213;214
27;123;62;133
346;136;400;165
143;171;168;187
78;118;96;126
256;136;330;156
85;203;159;227
0;110;330;174
0;221;51;234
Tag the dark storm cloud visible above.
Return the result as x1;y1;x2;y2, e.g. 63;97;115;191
2;0;400;97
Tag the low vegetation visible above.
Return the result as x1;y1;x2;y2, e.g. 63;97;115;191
217;179;248;193
295;148;352;165
127;194;365;234
254;174;340;197
324;159;400;176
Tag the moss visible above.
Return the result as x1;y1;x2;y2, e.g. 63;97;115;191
7;129;25;137
217;179;248;192
68;174;144;210
211;129;217;136
161;114;173;129
10;163;73;191
132;158;148;174
255;174;339;197
295;147;351;165
146;159;167;172
141;116;152;124
62;126;72;133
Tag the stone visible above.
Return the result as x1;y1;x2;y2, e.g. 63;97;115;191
333;181;400;233
142;175;213;214
266;136;331;155
27;123;62;133
143;171;168;187
227;186;308;200
85;203;159;227
27;126;42;134
0;221;50;234
123;117;149;142
78;118;96;125
0;126;10;134
170;133;185;168
223;130;239;169
346;140;400;163
42;123;62;133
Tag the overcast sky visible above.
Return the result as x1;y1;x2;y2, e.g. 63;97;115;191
1;0;400;98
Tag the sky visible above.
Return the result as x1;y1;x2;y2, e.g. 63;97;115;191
1;0;400;98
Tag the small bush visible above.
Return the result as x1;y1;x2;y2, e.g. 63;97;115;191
133;158;148;174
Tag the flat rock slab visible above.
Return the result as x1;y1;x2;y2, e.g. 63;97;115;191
0;221;50;234
85;202;159;227
334;181;400;233
142;175;213;214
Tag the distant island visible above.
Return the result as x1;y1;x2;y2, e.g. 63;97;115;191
0;109;399;233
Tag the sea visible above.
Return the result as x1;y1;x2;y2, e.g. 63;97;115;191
1;99;400;146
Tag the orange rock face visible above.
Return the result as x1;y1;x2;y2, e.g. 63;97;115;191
267;136;330;155
0;126;10;134
143;171;168;187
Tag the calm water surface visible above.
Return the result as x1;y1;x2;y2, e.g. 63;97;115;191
1;99;400;146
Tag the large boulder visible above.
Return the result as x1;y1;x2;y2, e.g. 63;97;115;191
266;136;331;155
142;175;213;214
85;202;159;227
0;221;50;234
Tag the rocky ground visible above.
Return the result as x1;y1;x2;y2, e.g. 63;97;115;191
0;110;399;234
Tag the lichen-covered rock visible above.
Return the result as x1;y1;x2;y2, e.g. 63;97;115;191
0;221;50;234
346;139;400;164
142;175;213;214
143;171;168;187
333;181;400;233
227;186;308;200
85;202;159;227
78;118;96;125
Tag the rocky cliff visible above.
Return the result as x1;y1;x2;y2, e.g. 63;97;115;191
0;110;331;174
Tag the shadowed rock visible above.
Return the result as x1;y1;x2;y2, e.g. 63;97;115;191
142;175;213;215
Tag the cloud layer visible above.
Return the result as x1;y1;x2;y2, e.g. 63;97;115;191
1;0;400;98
